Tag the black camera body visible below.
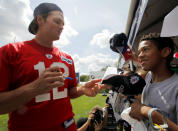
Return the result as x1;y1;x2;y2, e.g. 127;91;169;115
102;103;118;131
91;109;104;125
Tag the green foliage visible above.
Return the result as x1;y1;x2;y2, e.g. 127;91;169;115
80;75;89;82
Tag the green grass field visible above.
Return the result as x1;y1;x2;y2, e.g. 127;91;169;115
0;114;8;131
0;94;107;131
72;94;107;120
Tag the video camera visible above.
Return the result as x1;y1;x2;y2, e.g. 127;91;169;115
109;33;128;54
102;98;119;131
109;33;132;61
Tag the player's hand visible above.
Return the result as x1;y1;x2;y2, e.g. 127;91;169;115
81;79;108;97
31;66;65;95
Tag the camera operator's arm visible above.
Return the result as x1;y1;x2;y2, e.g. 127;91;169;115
129;101;178;131
78;112;93;131
94;122;102;131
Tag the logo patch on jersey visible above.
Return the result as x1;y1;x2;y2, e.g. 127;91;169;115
61;56;72;65
45;54;53;59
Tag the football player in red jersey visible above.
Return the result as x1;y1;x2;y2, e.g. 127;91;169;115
0;3;106;131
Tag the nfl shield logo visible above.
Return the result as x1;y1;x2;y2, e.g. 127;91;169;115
45;54;53;59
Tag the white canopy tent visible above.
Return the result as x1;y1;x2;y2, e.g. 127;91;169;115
161;6;178;37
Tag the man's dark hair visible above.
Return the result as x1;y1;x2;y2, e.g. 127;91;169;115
140;32;175;68
29;13;49;35
29;3;63;34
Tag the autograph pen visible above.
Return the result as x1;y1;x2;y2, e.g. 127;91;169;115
63;76;73;80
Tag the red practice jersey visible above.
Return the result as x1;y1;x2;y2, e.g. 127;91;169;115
0;39;78;131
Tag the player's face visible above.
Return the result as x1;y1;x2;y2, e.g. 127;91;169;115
43;11;64;41
138;40;162;71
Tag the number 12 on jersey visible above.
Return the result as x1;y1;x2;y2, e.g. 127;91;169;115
34;62;69;103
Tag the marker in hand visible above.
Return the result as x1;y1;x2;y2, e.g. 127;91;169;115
63;76;73;80
65;77;73;80
54;67;73;80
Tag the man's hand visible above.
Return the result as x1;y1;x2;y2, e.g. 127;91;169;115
30;66;65;95
81;79;108;97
